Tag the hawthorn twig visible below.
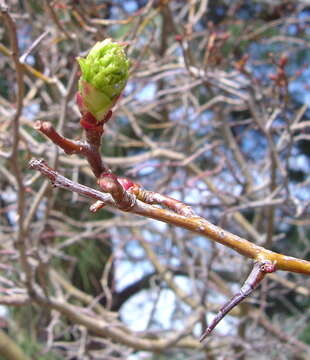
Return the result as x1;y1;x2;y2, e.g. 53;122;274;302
132;187;197;217
35;121;201;217
199;260;276;341
29;159;310;276
29;158;310;336
34;120;109;177
29;32;310;342
35;118;135;208
29;159;115;205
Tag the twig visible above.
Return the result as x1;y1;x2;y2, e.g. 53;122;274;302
29;159;310;275
34;121;109;177
0;329;32;360
41;296;202;351
133;187;196;217
0;43;55;83
1;1;34;291
200;260;276;341
44;0;74;40
19;30;50;64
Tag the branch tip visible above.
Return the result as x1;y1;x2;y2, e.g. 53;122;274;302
200;260;276;341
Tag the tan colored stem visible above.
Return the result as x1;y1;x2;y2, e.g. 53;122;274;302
29;159;310;275
0;329;31;360
132;201;310;274
37;295;202;351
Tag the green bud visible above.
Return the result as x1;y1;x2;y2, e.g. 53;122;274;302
77;39;130;122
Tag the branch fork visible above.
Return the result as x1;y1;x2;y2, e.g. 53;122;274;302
34;115;200;217
34;111;137;211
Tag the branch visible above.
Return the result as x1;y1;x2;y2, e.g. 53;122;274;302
34;120;108;177
1;1;34;293
0;329;31;360
133;188;196;217
35;294;202;351
200;260;276;341
112;272;156;311
29;159;310;275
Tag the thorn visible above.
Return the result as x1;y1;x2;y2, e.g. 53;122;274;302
200;260;276;341
199;328;212;342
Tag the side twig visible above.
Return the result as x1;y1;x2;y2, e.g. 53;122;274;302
199;260;276;341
